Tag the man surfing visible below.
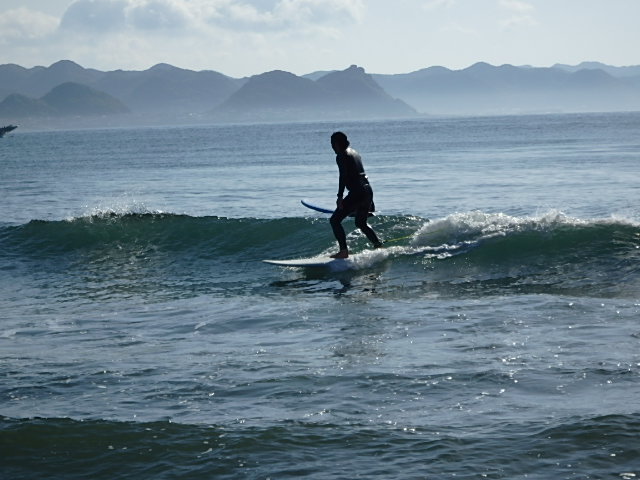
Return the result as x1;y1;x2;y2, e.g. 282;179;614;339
329;131;383;258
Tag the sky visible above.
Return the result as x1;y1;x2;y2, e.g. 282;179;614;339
1;0;639;77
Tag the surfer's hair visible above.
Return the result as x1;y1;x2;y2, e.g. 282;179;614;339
331;131;350;149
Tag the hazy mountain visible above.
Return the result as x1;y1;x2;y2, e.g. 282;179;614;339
553;62;640;78
0;60;243;119
32;60;104;94
1;60;639;124
42;82;129;115
0;93;54;118
95;63;243;114
316;65;416;117
0;82;129;118
215;65;415;121
0;60;103;99
0;64;32;100
302;70;337;81
374;62;640;115
216;70;327;116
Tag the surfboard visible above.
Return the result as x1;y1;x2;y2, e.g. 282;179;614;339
301;199;333;214
263;256;351;269
300;199;374;217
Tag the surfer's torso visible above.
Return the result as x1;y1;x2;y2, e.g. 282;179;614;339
336;147;370;196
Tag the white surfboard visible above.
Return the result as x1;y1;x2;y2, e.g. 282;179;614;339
263;255;351;269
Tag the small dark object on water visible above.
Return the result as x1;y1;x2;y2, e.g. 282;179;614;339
0;124;18;137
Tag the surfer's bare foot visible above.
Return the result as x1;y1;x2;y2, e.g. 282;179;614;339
330;249;349;259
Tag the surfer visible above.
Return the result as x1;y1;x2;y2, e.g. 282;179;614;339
329;131;382;259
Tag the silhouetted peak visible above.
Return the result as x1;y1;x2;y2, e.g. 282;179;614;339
0;63;28;72
575;61;609;70
248;70;306;84
48;60;84;72
41;82;129;115
317;65;380;91
256;70;296;78
149;63;183;73
404;66;452;77
46;81;92;94
464;62;494;72
346;65;365;74
332;65;368;78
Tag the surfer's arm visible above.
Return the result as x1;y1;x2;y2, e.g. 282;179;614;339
337;177;345;200
336;156;346;204
336;169;347;209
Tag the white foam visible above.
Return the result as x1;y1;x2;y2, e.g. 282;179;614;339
70;200;164;222
304;209;640;272
409;209;625;249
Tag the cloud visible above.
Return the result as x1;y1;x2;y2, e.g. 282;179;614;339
198;0;365;32
499;0;536;29
128;0;192;30
500;14;536;29
56;0;364;35
275;0;365;26
499;0;534;13
441;22;476;36
59;0;129;33
1;0;366;75
422;0;456;11
0;8;59;44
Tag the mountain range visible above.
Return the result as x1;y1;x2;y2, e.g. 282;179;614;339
373;62;640;114
0;60;639;126
0;82;129;118
216;66;415;121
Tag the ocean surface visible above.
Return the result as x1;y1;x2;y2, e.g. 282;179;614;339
1;112;640;479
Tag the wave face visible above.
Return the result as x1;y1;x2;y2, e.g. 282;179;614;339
2;210;639;300
403;211;640;298
2;413;640;479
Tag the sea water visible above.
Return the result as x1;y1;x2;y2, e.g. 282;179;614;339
1;112;639;479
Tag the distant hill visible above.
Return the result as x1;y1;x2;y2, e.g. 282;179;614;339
0;82;129;118
1;60;639;124
553;62;640;78
0;93;54;117
317;65;416;117
0;60;243;118
0;60;103;99
373;62;640;114
42;82;129;115
94;63;243;114
217;70;328;115
215;65;415;121
302;70;337;81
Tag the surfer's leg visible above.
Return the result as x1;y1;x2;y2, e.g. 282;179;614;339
330;208;350;252
355;208;382;248
355;190;382;248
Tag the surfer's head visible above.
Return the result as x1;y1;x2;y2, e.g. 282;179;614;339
331;131;350;152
